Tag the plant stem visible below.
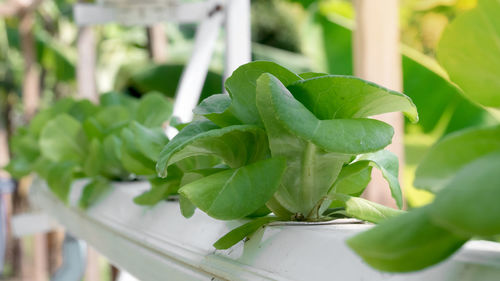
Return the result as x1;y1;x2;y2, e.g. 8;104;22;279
301;142;316;216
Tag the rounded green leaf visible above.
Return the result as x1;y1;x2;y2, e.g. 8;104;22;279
298;72;328;79
133;172;182;206
39;114;87;163
437;0;500;108
213;216;281;250
359;150;403;209
225;61;302;125
193;94;241;127
79;177;112;209
429;152;500;237
157;121;268;177
46;161;78;203
67;100;100;122
130;121;168;161
94;105;132;135
178;157;286;220
256;74;351;216
288;75;418;122
415;126;500;193
157;121;218;176
120;128;156;175
331;161;372;196
258;73;394;154
347;207;468;272
332;193;404;223
135;92;173;128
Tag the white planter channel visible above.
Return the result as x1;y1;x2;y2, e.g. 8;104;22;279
29;179;500;281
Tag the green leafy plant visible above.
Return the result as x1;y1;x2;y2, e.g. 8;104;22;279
5;92;181;207
155;61;418;249
348;0;500;272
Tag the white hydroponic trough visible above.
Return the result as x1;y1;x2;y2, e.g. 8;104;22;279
29;179;500;281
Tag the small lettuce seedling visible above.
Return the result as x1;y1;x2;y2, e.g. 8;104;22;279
156;61;418;249
5;92;185;207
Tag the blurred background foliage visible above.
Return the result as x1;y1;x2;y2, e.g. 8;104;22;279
0;0;495;210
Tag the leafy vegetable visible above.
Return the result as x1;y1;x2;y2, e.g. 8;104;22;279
179;158;286;220
288;76;418;122
332;194;404;224
6;92;176;208
213;216;282;250
225;61;302;125
157;121;268;176
79;177;112;209
156;61;417;247
39;114;87;163
330;161;372;196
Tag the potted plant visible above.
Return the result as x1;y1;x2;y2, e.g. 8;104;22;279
152;60;418;249
5;91;210;208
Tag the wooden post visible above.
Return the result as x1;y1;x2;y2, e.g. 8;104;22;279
147;24;167;63
19;11;40;120
76;3;100;279
353;0;405;209
77;26;98;103
85;247;100;281
19;6;49;281
0;2;44;276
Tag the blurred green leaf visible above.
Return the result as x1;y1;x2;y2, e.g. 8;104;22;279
100;92;138;108
135;92;173;128
437;0;500;108
429;152;500;236
307;13;493;134
347;206;468;272
415;125;500;192
39;114;87;163
120;128;156;176
133;173;181;206
79;177;112;209
83;139;102;177
130;121;168;161
46;161;78;203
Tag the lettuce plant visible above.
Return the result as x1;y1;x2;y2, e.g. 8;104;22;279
156;61;418;249
348;0;500;272
6;92;181;207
